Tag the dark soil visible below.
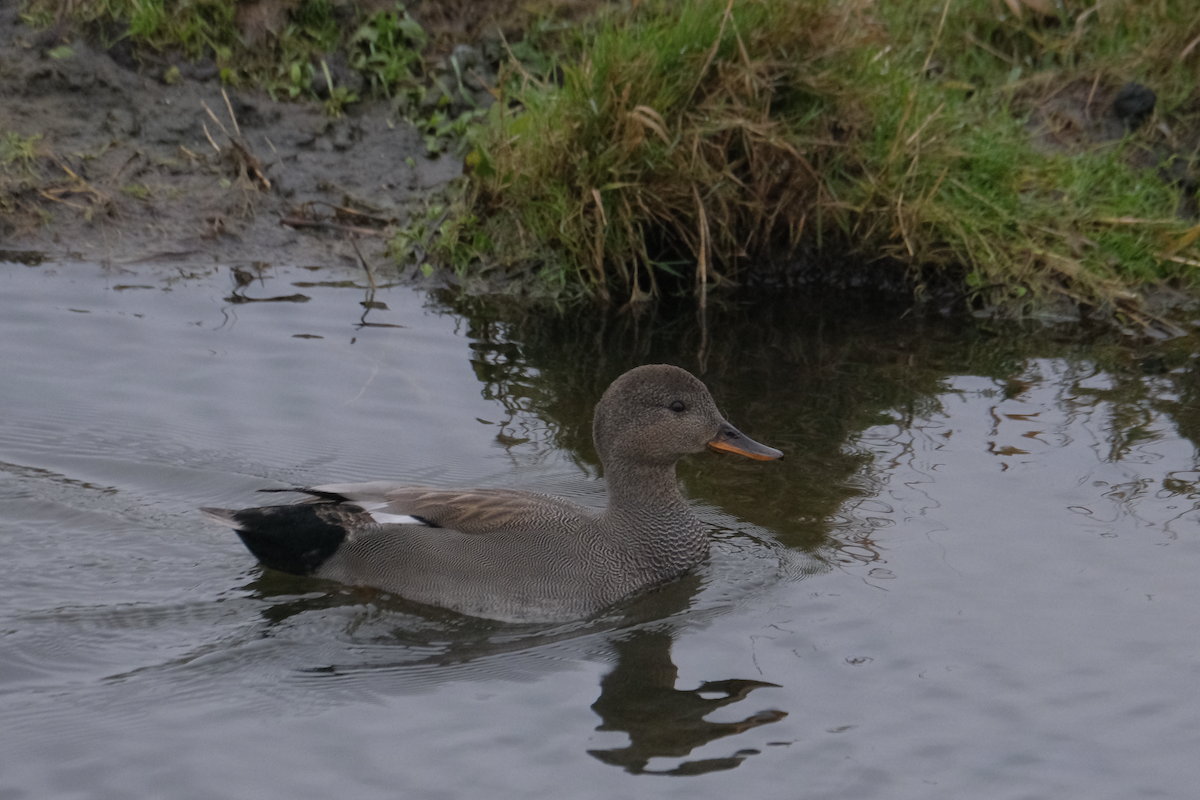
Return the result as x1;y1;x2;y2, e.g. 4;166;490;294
0;3;461;271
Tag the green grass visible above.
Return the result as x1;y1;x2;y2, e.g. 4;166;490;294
851;0;1200;318
0;131;42;171
349;6;425;99
408;0;1200;324
22;0;427;113
422;0;865;302
20;0;1200;323
23;0;493;153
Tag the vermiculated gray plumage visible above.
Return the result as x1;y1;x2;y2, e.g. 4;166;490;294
201;364;782;622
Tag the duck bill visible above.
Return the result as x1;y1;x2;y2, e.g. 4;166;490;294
707;421;784;461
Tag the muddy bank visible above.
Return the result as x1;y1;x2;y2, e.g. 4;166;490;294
0;3;461;271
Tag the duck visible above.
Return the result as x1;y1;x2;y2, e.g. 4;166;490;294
201;364;782;622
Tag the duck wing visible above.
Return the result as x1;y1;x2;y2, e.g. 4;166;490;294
278;482;598;535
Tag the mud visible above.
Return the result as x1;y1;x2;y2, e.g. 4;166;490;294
0;3;463;271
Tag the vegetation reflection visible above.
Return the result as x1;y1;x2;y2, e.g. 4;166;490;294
438;287;1200;563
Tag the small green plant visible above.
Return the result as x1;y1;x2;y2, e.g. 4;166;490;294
420;107;487;155
0;132;42;173
389;203;449;275
283;58;314;98
349;6;426;101
17;2;54;28
319;59;358;117
125;0;168;42
121;182;151;200
290;0;340;52
389;194;495;278
268;0;342;101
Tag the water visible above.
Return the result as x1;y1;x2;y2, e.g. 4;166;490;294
1;260;1198;798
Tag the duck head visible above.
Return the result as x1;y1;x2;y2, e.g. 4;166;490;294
592;364;782;468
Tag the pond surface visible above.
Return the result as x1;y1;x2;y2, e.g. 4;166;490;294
1;260;1198;799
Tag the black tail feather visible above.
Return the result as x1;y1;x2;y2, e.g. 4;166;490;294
229;504;350;575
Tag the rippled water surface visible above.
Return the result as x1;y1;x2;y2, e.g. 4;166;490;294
1;261;1198;798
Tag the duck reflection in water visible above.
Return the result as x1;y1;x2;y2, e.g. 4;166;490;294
241;577;787;775
588;628;786;775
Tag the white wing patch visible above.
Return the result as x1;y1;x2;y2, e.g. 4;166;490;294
367;511;435;526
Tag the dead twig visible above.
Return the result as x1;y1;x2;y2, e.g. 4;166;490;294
348;234;378;290
228;139;271;191
200;101;231;139
201;94;270;191
692;182;711;308
221;89;242;138
202;121;220;153
964;31;1016;66
279;216;382;236
921;0;952;75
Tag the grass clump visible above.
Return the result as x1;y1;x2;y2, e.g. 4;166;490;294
1;131;50;213
417;0;1200;325
1;132;43;173
423;0;870;302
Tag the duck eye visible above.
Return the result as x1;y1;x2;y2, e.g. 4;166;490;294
669;400;686;413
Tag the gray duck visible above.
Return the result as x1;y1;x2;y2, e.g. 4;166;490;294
201;364;782;622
